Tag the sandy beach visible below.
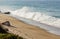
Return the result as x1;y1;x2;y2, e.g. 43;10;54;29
0;13;60;39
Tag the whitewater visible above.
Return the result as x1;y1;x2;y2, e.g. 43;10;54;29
11;7;60;28
1;7;60;35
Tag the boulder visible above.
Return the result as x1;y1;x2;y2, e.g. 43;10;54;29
2;21;11;26
4;12;10;14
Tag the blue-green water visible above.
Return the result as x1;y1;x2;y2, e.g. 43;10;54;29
0;1;60;18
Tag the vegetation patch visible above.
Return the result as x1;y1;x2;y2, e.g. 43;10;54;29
0;33;23;39
0;25;23;39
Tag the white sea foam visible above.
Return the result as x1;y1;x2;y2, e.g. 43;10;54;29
11;7;60;28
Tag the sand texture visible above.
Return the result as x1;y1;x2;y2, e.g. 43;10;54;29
0;13;60;39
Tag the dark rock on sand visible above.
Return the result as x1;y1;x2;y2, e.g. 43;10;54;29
2;21;11;26
4;12;10;14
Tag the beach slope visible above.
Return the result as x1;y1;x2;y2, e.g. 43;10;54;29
0;13;60;39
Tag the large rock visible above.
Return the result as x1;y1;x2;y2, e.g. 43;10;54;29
2;21;11;26
4;12;10;14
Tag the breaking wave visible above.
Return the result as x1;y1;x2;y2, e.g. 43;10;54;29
11;7;60;28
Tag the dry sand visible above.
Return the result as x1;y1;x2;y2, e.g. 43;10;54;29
0;13;60;39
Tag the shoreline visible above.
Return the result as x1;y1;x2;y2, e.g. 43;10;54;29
9;14;60;35
0;13;60;39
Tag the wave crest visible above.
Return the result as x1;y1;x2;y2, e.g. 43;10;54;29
11;7;60;28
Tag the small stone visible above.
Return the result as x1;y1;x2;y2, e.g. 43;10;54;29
2;21;11;26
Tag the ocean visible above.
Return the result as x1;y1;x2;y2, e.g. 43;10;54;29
0;1;60;18
0;0;60;35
